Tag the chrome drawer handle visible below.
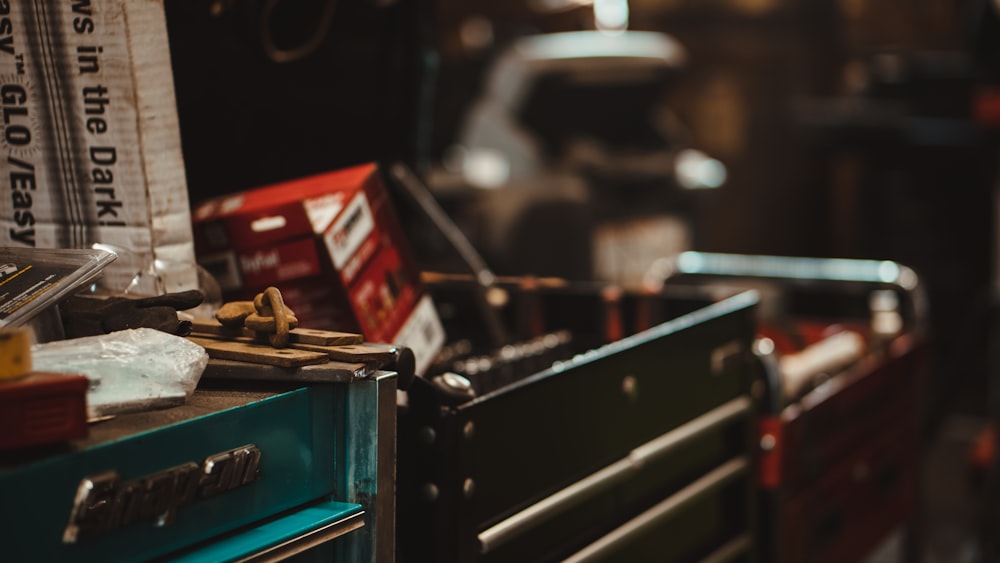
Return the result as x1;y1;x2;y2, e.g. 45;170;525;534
563;457;749;563
477;396;752;554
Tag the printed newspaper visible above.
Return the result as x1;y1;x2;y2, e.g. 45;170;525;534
0;0;197;293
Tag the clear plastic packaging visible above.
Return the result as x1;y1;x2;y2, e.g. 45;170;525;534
0;246;117;329
31;327;209;418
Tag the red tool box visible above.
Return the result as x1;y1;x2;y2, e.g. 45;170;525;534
191;163;445;374
656;251;929;563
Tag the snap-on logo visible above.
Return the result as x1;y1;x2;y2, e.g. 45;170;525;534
63;445;262;543
325;193;374;270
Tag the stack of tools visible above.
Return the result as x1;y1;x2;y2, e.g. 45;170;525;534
425;331;574;397
188;286;415;388
0;328;89;450
416;273;699;399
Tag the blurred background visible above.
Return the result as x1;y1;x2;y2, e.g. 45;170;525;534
164;0;1000;560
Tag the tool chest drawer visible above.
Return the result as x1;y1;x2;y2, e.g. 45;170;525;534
778;336;926;492
560;462;754;563
398;282;760;563
767;335;926;563
0;382;376;562
783;423;916;563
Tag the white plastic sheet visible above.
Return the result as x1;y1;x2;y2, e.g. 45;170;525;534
32;328;208;418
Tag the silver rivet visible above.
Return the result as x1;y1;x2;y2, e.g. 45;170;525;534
441;372;472;392
622;375;639;402
760;434;777;452
421;483;439;502
462;478;476;499
754;337;775;356
418;426;436;445
463;421;475;440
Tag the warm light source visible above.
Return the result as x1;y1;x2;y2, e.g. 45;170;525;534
594;0;629;35
528;0;630;35
674;149;727;190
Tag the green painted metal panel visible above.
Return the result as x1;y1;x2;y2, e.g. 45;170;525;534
460;293;757;526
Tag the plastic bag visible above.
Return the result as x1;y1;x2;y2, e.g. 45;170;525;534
32;328;208;418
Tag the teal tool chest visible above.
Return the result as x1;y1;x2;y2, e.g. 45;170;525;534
0;374;396;562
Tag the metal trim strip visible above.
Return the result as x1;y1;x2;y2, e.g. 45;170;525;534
167;501;365;563
699;533;753;563
237;511;366;563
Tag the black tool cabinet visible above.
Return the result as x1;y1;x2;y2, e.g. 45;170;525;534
397;281;761;563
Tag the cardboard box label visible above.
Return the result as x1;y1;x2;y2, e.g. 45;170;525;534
303;193;346;234
393;294;446;376
238;238;323;289
325;192;374;271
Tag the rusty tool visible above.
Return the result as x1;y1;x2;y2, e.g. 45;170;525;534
215;286;298;348
194;287;416;388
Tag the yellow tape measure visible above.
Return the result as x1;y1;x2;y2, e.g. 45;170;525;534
0;328;32;380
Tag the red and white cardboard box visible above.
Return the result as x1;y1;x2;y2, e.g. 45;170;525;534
191;163;445;375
